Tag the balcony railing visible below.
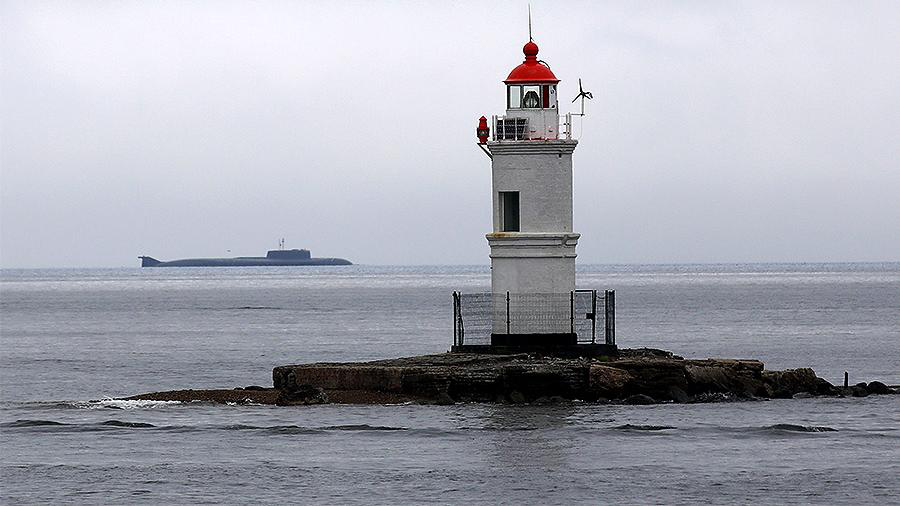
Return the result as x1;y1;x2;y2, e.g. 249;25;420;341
491;113;572;141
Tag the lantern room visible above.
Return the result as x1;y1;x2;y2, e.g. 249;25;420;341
505;41;559;109
495;40;567;141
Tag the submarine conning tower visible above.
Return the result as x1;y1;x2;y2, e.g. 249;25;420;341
266;249;311;260
485;39;579;302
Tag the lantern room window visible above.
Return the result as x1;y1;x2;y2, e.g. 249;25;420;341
507;85;558;109
522;86;541;108
507;86;521;109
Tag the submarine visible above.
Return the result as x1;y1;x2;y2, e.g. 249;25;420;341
139;249;351;267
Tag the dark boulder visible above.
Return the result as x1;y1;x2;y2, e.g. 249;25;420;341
434;391;456;405
587;365;632;401
813;378;840;396
850;384;870;397
275;384;328;406
866;381;891;395
763;368;819;398
686;361;766;399
613;359;691;400
624;394;657;405
666;386;691;403
508;390;527;404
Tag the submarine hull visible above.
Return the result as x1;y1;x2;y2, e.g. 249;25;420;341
139;249;352;267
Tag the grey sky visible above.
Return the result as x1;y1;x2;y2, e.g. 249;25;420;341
1;1;898;268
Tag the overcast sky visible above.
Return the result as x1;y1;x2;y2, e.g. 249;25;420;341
1;1;898;268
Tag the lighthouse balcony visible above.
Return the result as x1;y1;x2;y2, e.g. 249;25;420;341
492;113;573;141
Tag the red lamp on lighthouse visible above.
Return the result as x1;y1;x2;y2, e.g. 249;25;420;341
476;116;490;144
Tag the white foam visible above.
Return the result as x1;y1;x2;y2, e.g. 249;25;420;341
74;397;182;410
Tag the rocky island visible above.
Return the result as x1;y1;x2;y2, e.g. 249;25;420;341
126;349;898;406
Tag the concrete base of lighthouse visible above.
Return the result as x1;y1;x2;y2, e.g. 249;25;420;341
487;233;580;344
487;232;580;294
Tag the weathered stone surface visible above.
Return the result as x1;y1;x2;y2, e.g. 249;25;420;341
666;385;691;403
275;354;590;403
813;378;840;396
866;381;891;395
275;384;328;406
624;394;657;405
851;385;870;397
763;368;819;398
611;359;691;401
587;365;633;400
124;349;899;406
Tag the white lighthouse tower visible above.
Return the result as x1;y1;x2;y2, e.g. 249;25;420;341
454;32;614;352
476;38;580;339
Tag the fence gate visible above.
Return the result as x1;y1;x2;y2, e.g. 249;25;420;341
453;290;615;347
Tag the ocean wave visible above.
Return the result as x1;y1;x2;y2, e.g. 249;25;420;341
1;419;68;428
99;420;156;428
214;423;408;433
763;423;837;433
613;424;677;431
72;398;183;410
2;419;156;430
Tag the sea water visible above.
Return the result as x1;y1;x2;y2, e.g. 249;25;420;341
1;264;898;504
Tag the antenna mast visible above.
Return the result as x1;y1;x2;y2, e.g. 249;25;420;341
528;4;533;41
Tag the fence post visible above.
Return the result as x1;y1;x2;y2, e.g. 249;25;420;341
570;291;575;335
506;291;511;334
604;290;616;346
591;290;597;344
452;292;458;347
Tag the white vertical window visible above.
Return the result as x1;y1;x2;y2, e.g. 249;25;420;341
508;86;521;109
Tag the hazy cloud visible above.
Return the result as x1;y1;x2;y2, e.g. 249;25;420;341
2;1;898;267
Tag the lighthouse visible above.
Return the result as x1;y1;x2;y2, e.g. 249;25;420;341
486;39;577;293
483;38;579;340
453;34;614;353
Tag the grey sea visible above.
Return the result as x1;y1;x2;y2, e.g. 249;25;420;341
1;264;898;504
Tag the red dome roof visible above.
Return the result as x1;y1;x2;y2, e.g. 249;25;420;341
504;40;559;84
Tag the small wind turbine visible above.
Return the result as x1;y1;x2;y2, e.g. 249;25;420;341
571;78;593;116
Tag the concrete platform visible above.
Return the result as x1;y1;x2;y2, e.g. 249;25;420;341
451;343;617;358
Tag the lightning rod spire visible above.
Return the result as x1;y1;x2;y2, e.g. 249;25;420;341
528;4;532;41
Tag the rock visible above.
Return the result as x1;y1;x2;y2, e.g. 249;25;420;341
275;384;329;406
533;396;569;405
618;348;683;360
587;365;633;400
686;363;765;398
434;391;456;405
612;359;691;400
763;368;819;397
134;349;865;406
866;381;891;395
813;378;840;396
666;385;691;403
508;390;527;404
624;394;657;405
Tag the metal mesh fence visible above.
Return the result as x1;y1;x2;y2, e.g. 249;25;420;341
454;290;612;346
574;290;602;343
